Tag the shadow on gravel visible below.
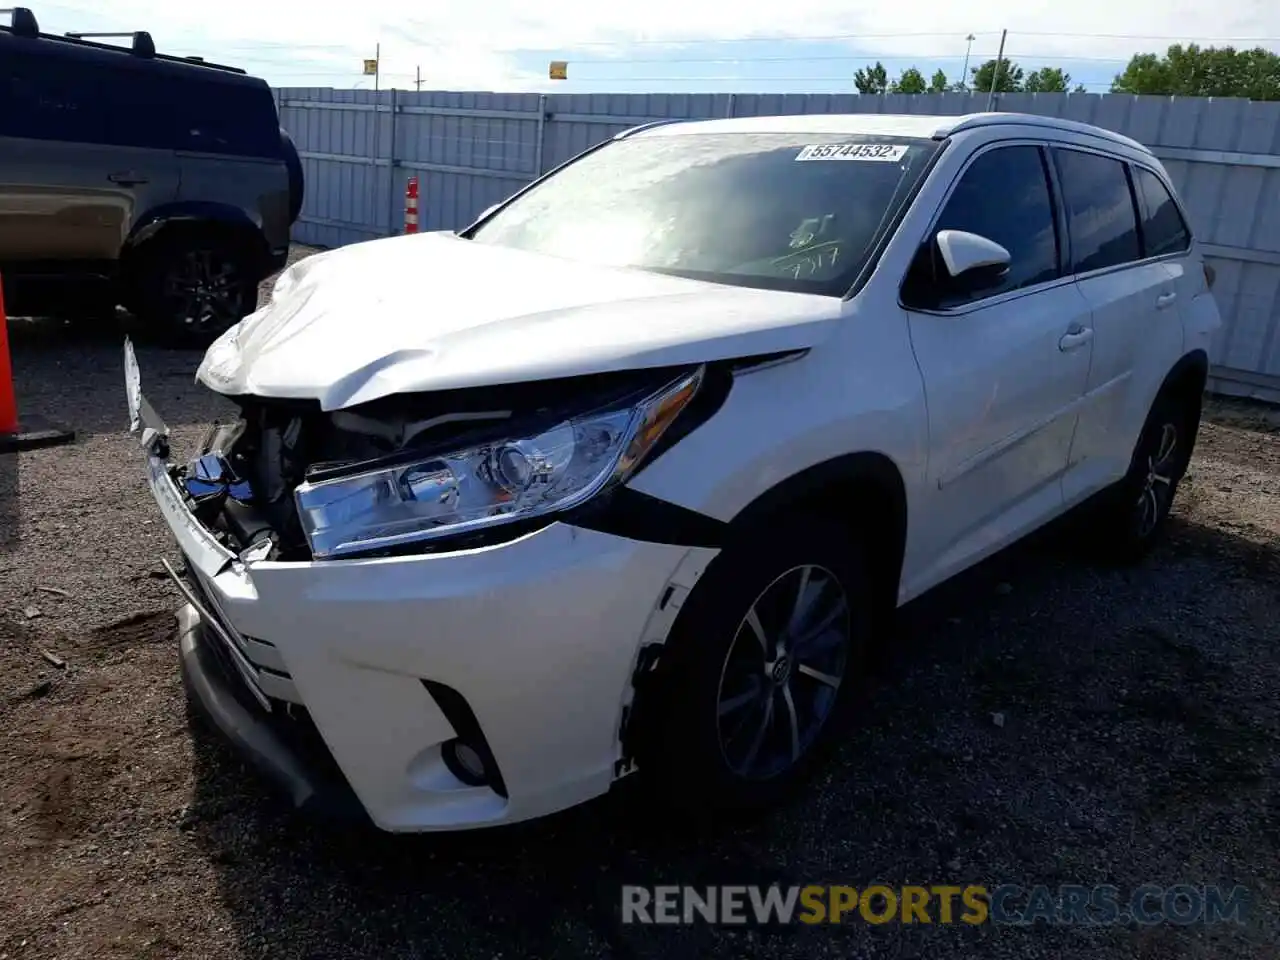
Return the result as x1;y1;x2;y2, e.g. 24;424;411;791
5;316;231;438
0;451;15;552
184;514;1278;960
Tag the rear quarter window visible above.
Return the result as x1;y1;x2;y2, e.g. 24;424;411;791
172;78;281;158
1133;166;1192;256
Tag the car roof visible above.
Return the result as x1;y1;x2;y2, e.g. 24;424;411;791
627;111;1151;156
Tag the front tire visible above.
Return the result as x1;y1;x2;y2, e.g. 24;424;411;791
635;516;872;815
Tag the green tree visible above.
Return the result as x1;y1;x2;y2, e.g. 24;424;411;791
855;61;889;95
928;69;950;93
971;57;1024;93
890;67;927;94
1025;67;1073;93
1110;44;1280;99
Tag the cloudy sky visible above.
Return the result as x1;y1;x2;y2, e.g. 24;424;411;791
27;0;1280;93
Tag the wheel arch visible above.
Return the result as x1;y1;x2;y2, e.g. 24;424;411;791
725;450;909;615
1150;348;1209;452
122;203;271;275
1160;348;1209;402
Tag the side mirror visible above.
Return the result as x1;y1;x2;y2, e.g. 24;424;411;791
935;229;1011;290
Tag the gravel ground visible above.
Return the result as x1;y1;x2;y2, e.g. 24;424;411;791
2;248;1278;959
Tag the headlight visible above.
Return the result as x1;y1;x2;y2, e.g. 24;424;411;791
294;367;703;558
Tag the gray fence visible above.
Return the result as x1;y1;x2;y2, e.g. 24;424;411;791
275;88;1280;400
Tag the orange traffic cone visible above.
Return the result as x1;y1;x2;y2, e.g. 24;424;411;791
0;276;75;452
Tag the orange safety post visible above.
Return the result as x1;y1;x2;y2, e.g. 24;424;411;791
0;275;75;453
404;176;419;234
0;277;17;436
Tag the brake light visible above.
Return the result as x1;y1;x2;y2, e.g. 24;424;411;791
1203;262;1216;289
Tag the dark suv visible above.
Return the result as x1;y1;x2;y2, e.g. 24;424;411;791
0;7;303;337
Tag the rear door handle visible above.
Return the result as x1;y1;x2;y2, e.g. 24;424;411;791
108;171;148;186
1059;327;1094;352
1156;291;1178;310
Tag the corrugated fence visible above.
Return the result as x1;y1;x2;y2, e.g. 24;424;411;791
275;88;1280;400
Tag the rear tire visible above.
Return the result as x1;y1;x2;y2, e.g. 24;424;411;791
634;515;872;816
1082;388;1199;564
131;235;258;343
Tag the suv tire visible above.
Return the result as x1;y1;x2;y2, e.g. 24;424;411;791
281;128;305;225
635;515;871;816
132;235;258;342
1084;387;1199;564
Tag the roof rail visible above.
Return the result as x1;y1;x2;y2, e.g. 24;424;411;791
944;112;1151;155
614;118;691;140
66;29;155;58
0;12;250;74
0;6;39;36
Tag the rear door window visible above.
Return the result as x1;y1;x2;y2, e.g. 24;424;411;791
1053;149;1141;274
1133;167;1191;257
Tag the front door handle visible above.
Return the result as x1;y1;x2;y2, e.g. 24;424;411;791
1059;327;1094;352
1156;291;1178;310
108;171;148;186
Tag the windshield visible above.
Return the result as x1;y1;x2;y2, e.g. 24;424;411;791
468;132;940;296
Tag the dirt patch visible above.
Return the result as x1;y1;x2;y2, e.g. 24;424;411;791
89;611;179;649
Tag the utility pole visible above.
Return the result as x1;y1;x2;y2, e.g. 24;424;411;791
416;65;422;91
374;41;380;92
960;34;975;91
986;29;1006;111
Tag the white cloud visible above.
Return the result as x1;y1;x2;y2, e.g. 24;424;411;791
32;0;1280;90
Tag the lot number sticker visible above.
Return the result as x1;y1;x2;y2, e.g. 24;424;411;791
795;143;909;162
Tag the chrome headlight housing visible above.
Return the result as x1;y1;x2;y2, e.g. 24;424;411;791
294;367;703;559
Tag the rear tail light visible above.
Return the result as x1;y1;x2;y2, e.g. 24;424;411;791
1203;262;1216;289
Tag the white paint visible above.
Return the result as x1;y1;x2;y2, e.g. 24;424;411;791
139;113;1221;831
197;230;840;411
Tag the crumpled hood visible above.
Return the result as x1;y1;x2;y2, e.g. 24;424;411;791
197;231;841;411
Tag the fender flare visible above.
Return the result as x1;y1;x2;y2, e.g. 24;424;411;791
727;450;907;540
123;203;270;270
126;202;265;249
726;450;910;620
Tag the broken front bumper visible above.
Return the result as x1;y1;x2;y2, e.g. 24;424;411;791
175;603;365;820
125;339;706;832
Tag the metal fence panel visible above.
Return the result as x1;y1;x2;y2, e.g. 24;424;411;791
275;88;1280;398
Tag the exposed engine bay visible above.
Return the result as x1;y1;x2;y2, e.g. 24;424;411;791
176;365;710;562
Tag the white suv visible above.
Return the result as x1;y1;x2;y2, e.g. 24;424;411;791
125;111;1221;832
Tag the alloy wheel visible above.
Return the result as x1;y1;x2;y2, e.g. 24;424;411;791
715;564;851;780
1134;421;1179;539
163;250;244;334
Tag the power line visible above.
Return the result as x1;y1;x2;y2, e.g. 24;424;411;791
492;29;1280;49
556;52;1137;66
1011;30;1280;42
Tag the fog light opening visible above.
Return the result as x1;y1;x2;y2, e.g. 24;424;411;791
443;738;489;787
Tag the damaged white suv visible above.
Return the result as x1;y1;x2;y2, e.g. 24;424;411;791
126;112;1220;832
